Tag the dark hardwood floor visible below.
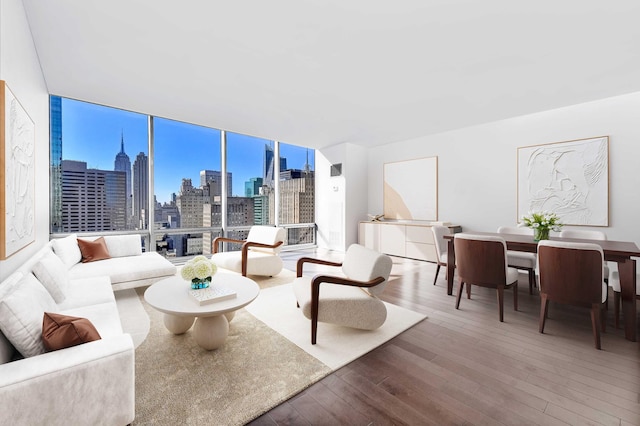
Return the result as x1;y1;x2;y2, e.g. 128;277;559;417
248;249;640;426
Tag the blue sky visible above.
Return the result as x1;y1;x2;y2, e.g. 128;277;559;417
60;98;314;203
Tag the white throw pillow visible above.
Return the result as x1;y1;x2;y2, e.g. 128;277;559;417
52;234;82;268
104;235;142;258
0;273;57;357
31;251;70;303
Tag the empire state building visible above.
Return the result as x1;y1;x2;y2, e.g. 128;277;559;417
114;132;132;229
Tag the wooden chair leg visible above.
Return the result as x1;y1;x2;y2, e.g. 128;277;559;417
614;291;620;329
528;269;535;295
539;294;549;333
466;281;471;299
600;302;606;333
590;304;602;350
513;283;518;311
433;264;441;286
456;282;465;309
497;287;504;322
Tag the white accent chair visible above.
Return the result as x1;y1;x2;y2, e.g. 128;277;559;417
537;240;607;349
454;234;519;322
292;244;393;344
211;226;286;277
431;225;451;286
607;270;640;329
497;226;537;294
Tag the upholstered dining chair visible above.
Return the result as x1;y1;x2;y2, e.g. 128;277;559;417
607;270;640;329
497;226;537;294
537;240;607;349
558;229;609;280
292;244;393;344
431;225;451;286
210;226;286;277
454;234;519;322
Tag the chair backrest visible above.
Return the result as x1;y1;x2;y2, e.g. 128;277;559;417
246;226;286;254
559;229;607;241
431;225;450;260
497;226;533;236
454;233;509;287
342;244;393;296
537;240;605;306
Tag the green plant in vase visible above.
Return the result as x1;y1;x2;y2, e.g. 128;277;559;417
520;211;563;241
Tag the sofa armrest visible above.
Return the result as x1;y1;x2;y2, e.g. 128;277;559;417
0;334;135;426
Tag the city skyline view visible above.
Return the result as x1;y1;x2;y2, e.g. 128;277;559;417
59;97;314;204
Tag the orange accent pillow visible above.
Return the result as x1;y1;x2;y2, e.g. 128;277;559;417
42;312;101;351
77;237;111;263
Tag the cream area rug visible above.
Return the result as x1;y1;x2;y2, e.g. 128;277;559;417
244;282;427;370
114;269;426;425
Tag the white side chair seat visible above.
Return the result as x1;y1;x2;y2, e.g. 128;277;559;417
211;250;283;276
211;226;286;276
497;226;537;294
292;244;393;344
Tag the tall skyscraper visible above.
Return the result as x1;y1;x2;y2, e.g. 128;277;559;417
132;152;149;229
60;160;126;232
114;132;132;229
200;170;232;197
263;144;287;187
50;96;63;233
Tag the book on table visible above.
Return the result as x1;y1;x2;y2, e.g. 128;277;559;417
189;286;237;305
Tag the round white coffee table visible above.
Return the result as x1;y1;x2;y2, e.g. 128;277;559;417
144;273;259;350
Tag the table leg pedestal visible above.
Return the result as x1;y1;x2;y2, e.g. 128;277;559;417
618;259;637;342
224;310;236;322
163;314;195;334
194;315;229;350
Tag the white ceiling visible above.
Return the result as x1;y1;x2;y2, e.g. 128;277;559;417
22;0;640;150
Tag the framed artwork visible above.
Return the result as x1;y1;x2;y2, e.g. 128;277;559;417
384;156;438;221
517;136;609;226
0;80;36;259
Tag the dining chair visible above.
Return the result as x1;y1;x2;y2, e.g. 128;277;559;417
537;240;607;349
497;226;537;294
454;234;519;322
559;229;611;300
431;225;451;286
607;270;640;329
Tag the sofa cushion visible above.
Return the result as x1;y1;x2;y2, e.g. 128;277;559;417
56;276;115;311
42;312;101;351
341;244;393;296
104;235;142;258
68;252;176;284
52;234;82;268
0;273;57;357
78;237;111;263
31;251;70;303
0;272;23;364
60;302;124;339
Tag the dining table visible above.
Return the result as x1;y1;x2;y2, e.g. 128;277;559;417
444;232;640;342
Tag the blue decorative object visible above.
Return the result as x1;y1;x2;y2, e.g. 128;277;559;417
191;277;211;290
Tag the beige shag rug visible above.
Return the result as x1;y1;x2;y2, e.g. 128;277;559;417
117;269;424;425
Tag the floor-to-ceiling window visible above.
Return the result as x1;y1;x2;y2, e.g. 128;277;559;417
154;118;222;257
49;97;316;261
278;142;315;245
50;96;148;234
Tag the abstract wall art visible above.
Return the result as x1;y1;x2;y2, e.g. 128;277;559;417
0;80;35;259
517;136;609;226
384;156;438;221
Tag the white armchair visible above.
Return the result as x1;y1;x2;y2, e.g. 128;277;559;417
211;226;286;277
292;244;393;344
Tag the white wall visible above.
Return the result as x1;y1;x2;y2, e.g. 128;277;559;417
0;0;49;281
316;142;368;251
367;92;640;244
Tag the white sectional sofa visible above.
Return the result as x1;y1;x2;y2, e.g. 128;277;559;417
0;234;177;425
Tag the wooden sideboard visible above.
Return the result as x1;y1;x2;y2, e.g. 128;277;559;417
358;221;461;263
